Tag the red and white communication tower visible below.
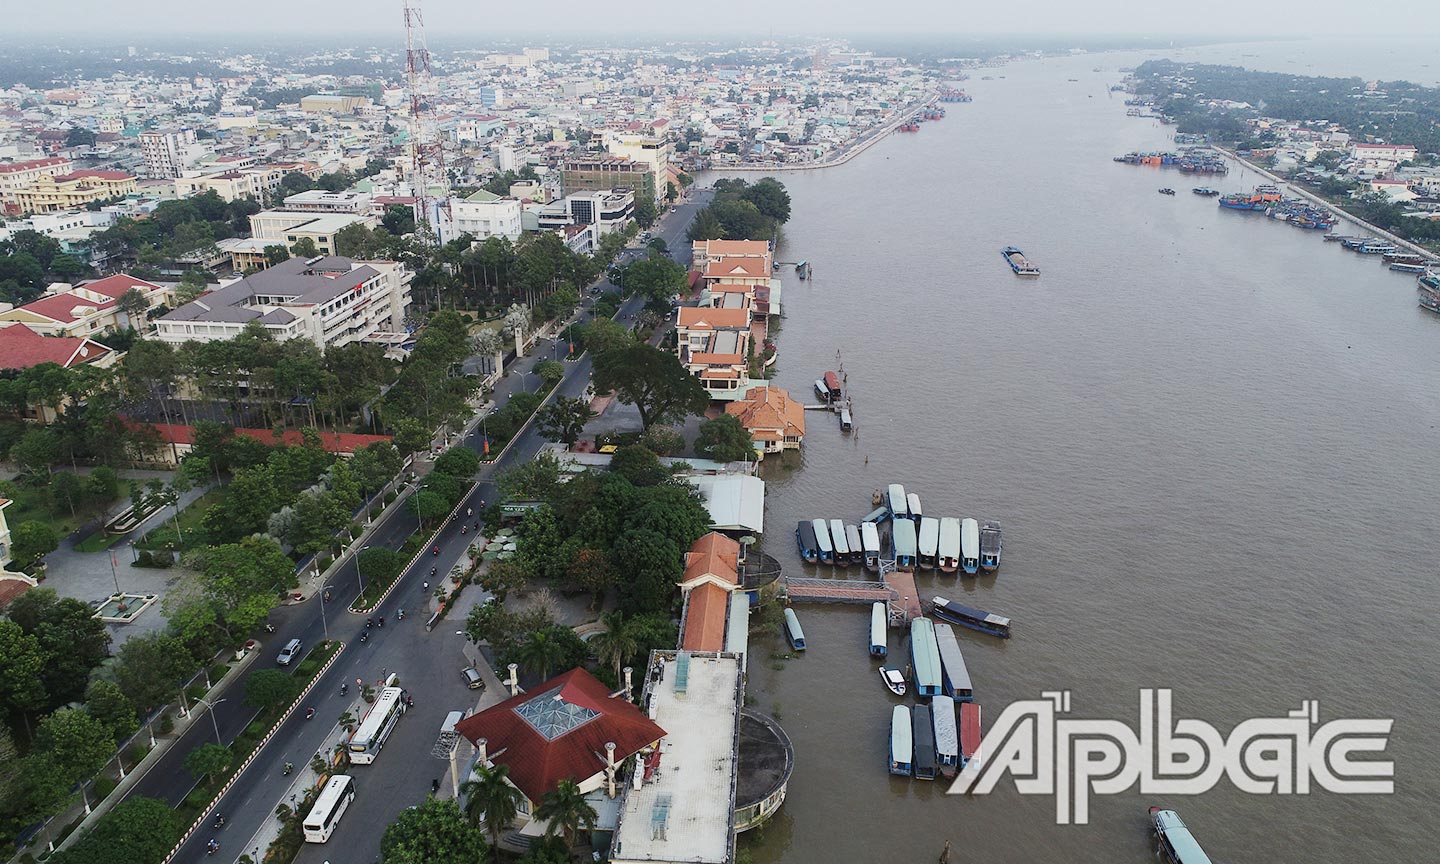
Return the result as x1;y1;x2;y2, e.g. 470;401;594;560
403;0;445;230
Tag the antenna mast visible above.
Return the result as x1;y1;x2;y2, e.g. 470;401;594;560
403;0;443;232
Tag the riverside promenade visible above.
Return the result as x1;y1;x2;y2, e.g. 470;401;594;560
721;94;941;173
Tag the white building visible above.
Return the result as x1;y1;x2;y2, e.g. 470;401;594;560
280;189;373;213
154;256;410;349
426;190;523;245
604;132;671;205
138;128;200;179
535;189;633;235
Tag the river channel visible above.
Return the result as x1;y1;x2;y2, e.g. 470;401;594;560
726;49;1439;864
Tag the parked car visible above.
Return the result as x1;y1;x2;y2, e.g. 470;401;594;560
461;667;485;690
276;638;303;666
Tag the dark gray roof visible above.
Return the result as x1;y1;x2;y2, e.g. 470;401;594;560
160;257;382;324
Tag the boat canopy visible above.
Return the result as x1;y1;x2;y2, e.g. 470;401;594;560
918;517;940;558
892;518;918;559
783;608;806;650
890;705;912;771
907;493;922;520
909;617;941;696
861;506;889;524
932;596;1012;633
811;519;833;555
845;524;863;558
796;520;818;554
861;521;882;555
932;622;974;701
932;695;958;762
1152;809;1214;864
886;484;908;518
960;702;982;762
911;705;936;778
961;517;980;571
869;602;888;657
828;519;850;557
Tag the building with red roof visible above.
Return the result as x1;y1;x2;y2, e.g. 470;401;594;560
0;274;170;337
138;423;392;465
9;169;137;214
678;533;741;653
0;323;118;372
454;668;665;817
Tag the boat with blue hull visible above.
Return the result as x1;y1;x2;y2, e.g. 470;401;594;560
909;617;942;697
829;518;852;566
980;521;1003;572
906;493;923;525
886;484;908;520
960;517;980;574
932;695;959;778
795;520;818;562
932;596;1013;638
861;521;882;572
892;518;918;571
889;705;912;775
1002;246;1041;275
917;517;940;570
1149;807;1214;864
869;602;888;657
783;608;807;651
933;622;974;702
911;705;937;780
811;518;834;563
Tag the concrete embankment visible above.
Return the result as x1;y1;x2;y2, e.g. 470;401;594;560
721;95;940;173
1216;146;1435;257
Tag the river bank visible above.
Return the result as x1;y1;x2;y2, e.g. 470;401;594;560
719;94;940;173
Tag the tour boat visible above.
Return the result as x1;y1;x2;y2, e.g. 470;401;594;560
861;521;882;572
931;596;1013;639
959;702;982;768
811;518;834;563
933;622;974;702
1149;807;1214;864
911;705;937;780
822;371;841;401
906;492;923;525
917;516;940;570
879;665;907;697
889;705;913;776
932;695;959;778
937;517;961;573
886;483;908;520
828;518;852;566
960;517;981;574
795;520;818;562
909;618;942;697
980;521;1003;571
783;608;807;651
813;379;830;402
892;518;918;571
869;602;888;657
845;524;863;567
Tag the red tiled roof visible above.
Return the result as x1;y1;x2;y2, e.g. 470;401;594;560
0;157;68;174
146;423;391;454
0;577;34;609
0;323;111;370
454;668;665;803
15;291;114;324
682;532;739;586
52;169;133;182
79;273;164;299
681;582;730;652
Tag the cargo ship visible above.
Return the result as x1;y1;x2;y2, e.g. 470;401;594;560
1002;246;1041;276
1217;185;1283;211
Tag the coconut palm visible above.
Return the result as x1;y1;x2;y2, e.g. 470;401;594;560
515;628;567;681
460;763;524;859
591;611;638;684
535;779;597;849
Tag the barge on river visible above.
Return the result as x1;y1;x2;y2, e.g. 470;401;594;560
932;596;1012;638
1002;245;1041;275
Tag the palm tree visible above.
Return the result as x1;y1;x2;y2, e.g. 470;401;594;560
591;611;638;684
516;629;566;681
460;763;524;859
535;779;597;849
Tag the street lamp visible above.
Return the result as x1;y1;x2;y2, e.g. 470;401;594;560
195;697;227;745
318;583;337;641
356;545;372;598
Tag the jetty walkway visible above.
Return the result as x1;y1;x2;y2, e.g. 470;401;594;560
785;569;923;625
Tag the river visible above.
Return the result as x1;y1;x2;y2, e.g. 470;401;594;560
722;48;1438;864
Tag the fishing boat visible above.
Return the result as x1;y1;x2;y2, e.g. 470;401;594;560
879;665;907;696
911;705;937;780
979;521;1003;572
1002;245;1041;275
909;618;942;697
813;379;830;402
906;492;923;525
917;517;940;570
1158;187;1176;195
886;484;908;520
959;702;982;768
869;602;888;657
937;517;961;573
795;520;819;562
1218;184;1282;211
822;371;842;401
933;622;974;702
811;518;834;563
845;524;863;566
932;596;1012;638
932;695;959;778
1358;242;1398;255
960;517;980;575
1191;187;1219;196
1149;807;1214;864
783;608;807;651
889;705;912;776
828;518;852;566
892;518;918;571
839;406;853;432
861;521;882;572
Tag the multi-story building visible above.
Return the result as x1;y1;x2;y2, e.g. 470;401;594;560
534;188;633;235
138;128;198;179
174;166;283;202
561;157;656;204
479;85;505;109
675;302;753;401
9;170;137;214
604;132;671;204
154;256;411;349
0;157;74;211
724;386;806;457
281;190;374;213
0;274;171;337
427;190;524;245
248;210;378;254
299;94;370;114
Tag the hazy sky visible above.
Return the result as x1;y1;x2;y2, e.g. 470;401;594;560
6;0;1439;37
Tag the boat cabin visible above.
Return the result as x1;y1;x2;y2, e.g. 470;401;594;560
889;705;912;776
861;506;889;525
795;520;819;562
931;596;1012;639
938;517;961;572
861;521;882;572
886;484;908;520
960;517;980;574
822;371;841;401
811;518;834;563
909;618;942;697
933;622;974;702
911;705;937;780
813;379;830;402
959;702;982;768
932;695;959;778
828;518;851;566
839;407;853;432
845;524;863;566
980;521;1002;571
869;602;888;657
783;608;807;651
892;518;918;571
906;492;923;524
917;517;940;570
1150;808;1214;864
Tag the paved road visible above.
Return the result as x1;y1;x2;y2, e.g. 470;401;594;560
160;194;710;863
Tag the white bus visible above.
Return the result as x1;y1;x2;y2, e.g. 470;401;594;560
348;687;406;764
303;774;355;843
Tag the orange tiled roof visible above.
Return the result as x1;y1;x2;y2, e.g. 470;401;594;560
681;582;730;652
683;532;740;585
725;386;805;437
676;307;750;329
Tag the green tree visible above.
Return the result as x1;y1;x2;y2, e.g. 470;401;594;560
334;222;378;258
739;176;792;223
460;762;524;858
433;446;480;479
183;742;232;785
113;631;197;713
84;679;139;743
534;778;597;848
409;489;451;529
497;450;564;503
380;797;487;864
686;208;724;242
36;708;114;787
8;588;112;710
591;611;639;681
632;197;658;229
535;395;595;447
609;444;669;488
10;428;61;479
0;620;48;730
638;425;684;456
197;537;296;642
592;343;709;431
695;413;757;462
264;244;291;266
382;204;417;236
569;548;616;609
48;796;182;864
617;254;686;303
514;627;568;680
244;668;300;712
64;127;97;148
10;521;58;570
291;236;319;258
392;417;430;458
477;560;527;604
612;528;681;615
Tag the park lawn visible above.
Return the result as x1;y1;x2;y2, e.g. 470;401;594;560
74;530;132;553
134;487;228;552
3;477;145;539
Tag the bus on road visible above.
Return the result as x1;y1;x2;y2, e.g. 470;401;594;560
303;774;355;843
348;687;406;764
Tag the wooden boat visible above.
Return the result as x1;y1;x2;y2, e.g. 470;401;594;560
783;608;807;651
932;622;974;702
839;407;853;432
861;521;882;572
906;492;923;524
811;518;834;563
932;695;959;778
932;596;1012;638
861;505;888;525
911;705;937;780
794;520;818;562
917;516;940;570
869;602;888;657
892;518;917;571
960;517;980;574
937;517;961;572
1149;807;1214;864
959;702;982;768
889;705;912;776
813;379;830;402
979;521;1002;571
886;484;908;520
879;665;907;696
822;371;841;401
828;518;851;566
909;618;942;697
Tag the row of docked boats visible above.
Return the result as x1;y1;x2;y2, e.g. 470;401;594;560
1112;149;1228;174
1418;268;1440;314
880;483;1002;574
888;698;981;781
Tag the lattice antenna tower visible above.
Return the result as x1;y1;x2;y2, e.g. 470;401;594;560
403;0;445;232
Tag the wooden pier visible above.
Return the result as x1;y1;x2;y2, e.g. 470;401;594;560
784;566;922;626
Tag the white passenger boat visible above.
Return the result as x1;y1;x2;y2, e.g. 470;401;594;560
917;516;940;570
861;521;882;572
869;602;888;657
960;517;980;575
932;695;959;778
828;518;851;566
937;516;961;573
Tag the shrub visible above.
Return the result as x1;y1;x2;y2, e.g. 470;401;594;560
157;713;174;735
92;775;117;799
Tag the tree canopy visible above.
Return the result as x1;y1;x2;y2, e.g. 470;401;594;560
591;343;709;431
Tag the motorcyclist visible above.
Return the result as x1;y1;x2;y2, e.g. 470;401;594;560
283;761;293;775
